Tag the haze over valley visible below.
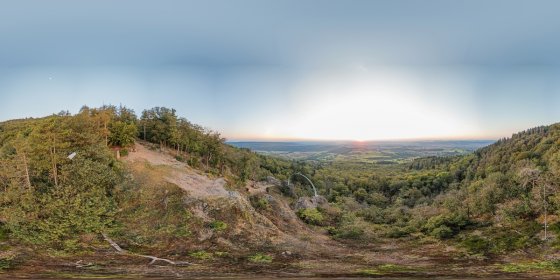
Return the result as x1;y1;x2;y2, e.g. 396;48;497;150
1;1;560;279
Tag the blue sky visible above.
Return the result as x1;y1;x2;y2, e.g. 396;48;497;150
1;0;559;140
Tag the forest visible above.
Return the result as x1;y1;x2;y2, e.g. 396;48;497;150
0;105;559;275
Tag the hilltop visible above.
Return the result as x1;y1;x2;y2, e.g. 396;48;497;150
0;105;559;278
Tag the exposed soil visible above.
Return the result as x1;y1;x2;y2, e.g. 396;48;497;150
3;142;557;279
125;142;231;199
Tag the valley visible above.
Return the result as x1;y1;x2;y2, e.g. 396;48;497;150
229;140;494;164
0;106;559;279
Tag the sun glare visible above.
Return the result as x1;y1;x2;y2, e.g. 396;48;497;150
278;70;477;141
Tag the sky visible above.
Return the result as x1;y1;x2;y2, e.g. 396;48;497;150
1;0;560;141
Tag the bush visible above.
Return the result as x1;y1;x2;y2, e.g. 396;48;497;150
430;225;453;239
386;226;413;238
501;260;560;273
209;220;228;232
248;252;273;263
461;235;492;255
297;208;324;225
0;255;13;270
250;196;270;211
328;225;365;240
189;250;213;260
423;213;470;239
359;206;387;224
0;224;8;242
488;223;540;253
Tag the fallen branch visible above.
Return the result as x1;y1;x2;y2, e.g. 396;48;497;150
102;233;193;266
75;260;95;268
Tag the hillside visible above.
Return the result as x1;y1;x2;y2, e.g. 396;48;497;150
0;106;559;278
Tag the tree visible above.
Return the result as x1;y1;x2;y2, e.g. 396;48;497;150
109;121;138;147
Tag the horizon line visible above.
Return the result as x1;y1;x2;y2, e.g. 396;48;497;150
225;137;498;143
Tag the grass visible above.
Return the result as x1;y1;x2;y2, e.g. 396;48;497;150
0;258;13;270
46;272;136;279
500;260;560;273
213;251;229;257
357;264;416;275
209;220;228;232
189;250;213;260
248;253;273;263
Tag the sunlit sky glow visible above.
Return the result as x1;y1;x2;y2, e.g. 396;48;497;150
1;0;560;141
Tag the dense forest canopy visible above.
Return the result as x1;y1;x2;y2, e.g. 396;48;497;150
0;105;559;258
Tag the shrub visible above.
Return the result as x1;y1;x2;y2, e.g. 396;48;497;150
209;220;228;232
423;213;470;239
359;206;387;224
430;225;454;239
0;257;13;270
501;260;560;273
461;235;492;255
329;225;365;240
189;250;213;260
250;196;270;211
386;226;413;238
248;253;273;263
297;208;324;225
0;224;8;242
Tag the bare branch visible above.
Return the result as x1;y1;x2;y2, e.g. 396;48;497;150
101;233;193;266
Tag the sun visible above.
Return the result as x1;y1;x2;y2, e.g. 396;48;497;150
278;70;477;141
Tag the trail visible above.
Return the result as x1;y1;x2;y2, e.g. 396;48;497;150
120;142;497;277
125;142;231;199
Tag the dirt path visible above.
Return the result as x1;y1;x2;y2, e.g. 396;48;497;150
125;142;231;199
118;142;524;278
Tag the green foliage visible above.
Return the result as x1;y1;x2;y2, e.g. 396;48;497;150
0;255;14;270
430;225;453;239
0;224;8;241
501;260;560;273
423;213;470;239
109;121;137;147
250;195;271;211
113;171;193;245
0;112;123;251
140;107;227;171
385;226;414;238
0;105;558;258
460;235;492;255
328;213;365;240
248;252;273;263
358;263;415;275
297;208;324;225
189;250;213;260
209;220;228;232
2;156;120;250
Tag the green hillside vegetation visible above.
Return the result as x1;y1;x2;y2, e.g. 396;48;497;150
0;105;559;273
308;124;560;255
